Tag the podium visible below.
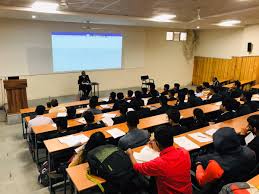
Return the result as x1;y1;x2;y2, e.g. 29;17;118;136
4;79;28;113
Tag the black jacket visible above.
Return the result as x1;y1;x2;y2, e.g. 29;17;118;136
188;95;204;107
78;75;91;90
147;97;159;105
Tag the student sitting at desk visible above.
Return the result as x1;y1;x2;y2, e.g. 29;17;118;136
118;111;150;150
28;105;54;134
212;77;220;88
131;99;151;118
172;83;181;93
125;90;134;101
113;92;129;111
130;90;144;107
195;85;203;97
154;95;173;115
148;83;159;97
161;84;170;96
147;90;160;105
175;92;191;110
230;80;243;98
141;87;150;98
206;87;222;103
108;92;117;104
188;89;204;107
112;106;128;125
239;115;259;163
49;99;67;113
126;125;192;194
88;96;102;115
190;108;209;130
168;89;176;101
215;97;238;123
166;108;187;135
240;91;259;112
195;127;256;194
82;111;105;131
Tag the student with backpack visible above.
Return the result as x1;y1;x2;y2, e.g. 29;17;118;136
126;125;192;194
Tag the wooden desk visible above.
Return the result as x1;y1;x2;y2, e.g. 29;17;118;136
224;80;255;89
252;84;259;90
66;112;259;193
248;174;259;188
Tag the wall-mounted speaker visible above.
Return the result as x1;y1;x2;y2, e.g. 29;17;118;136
247;42;253;53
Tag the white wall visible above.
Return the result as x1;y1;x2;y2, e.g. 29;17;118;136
0;18;193;101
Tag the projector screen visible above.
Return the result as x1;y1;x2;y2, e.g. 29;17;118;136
51;32;123;72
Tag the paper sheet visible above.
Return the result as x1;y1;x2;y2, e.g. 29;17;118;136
100;104;111;109
127;108;134;112
205;128;218;136
57;112;67;117
215;102;222;106
78;109;87;114
101;97;110;102
106;128;126;138
52;123;57;128
245;132;255;145
102;117;114;127
143;98;150;106
102;113;117;118
58;134;89;147
76;117;86;124
188;132;213;143
133;146;159;163
174;136;200;151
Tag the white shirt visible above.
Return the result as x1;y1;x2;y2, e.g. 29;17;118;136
49;106;67;113
28;115;54;134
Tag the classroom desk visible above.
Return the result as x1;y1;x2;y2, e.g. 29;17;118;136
66;112;259;193
252;84;259;90
223;80;255;89
248;174;259;188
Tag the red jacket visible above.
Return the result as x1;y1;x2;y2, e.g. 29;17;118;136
133;146;192;194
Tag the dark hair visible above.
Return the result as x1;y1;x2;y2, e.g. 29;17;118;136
242;91;252;102
213;77;218;81
51;99;58;107
154;125;174;148
82;111;95;123
234;80;241;88
178;92;186;103
56;117;68;131
174;83;180;89
203;82;210;89
169;89;175;96
164;84;170;90
83;132;106;161
127;90;133;97
167;108;181;123
131;100;141;111
159;95;168;106
142;87;148;94
67;106;76;119
193;108;207;123
89;96;98;109
247;115;259;130
222;97;240;111
150;83;156;90
117;92;124;100
119;106;128;116
135;90;142;99
181;88;189;95
46;102;52;108
188;90;195;96
110;92;116;100
126;111;139;127
35;105;46;115
196;85;203;93
150;89;158;97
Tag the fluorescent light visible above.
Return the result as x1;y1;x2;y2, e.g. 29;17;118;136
216;20;241;27
32;15;37;19
151;14;176;22
31;1;59;13
196;26;200;29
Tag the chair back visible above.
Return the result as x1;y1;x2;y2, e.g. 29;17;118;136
141;75;149;81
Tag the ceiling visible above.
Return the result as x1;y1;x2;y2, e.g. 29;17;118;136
1;0;259;29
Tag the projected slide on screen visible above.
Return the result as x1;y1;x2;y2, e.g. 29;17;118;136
51;32;123;72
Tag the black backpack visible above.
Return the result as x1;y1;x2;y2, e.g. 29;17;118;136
87;145;149;194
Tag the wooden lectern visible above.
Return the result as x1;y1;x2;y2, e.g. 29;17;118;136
4;79;28;113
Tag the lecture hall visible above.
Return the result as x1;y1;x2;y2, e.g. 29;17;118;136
0;0;259;194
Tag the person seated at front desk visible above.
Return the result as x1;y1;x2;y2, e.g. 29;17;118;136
78;71;92;99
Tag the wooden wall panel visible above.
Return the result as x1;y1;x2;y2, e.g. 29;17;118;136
192;56;259;85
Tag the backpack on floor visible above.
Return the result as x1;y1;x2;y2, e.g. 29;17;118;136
219;182;259;194
38;161;49;187
87;144;149;193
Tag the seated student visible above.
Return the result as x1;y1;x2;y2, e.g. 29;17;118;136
175;92;191;110
141;87;150;98
67;106;77;119
240;91;259;112
172;83;180;93
118;111;150;150
69;132;106;167
147;90;160;105
190;108;209;130
195;85;204;97
49;99;67;113
212;77;220;88
28;105;54;134
88;96;102;115
126;125;192;194
125;90;134;101
206;87;222;103
188;89;204;107
161;84;170;95
148;83;159;97
131;99;151;119
112;106;128;125
82;111;105;131
168;89;176;101
166;108;187;135
215;97;238;123
130;90;144;107
230;80;243;98
202;82;211;91
113;92;129;111
155;95;173;115
195;127;256;193
46;101;52;109
239;115;259;163
108;92;117;103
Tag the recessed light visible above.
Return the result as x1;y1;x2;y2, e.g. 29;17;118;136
32;15;37;19
216;20;241;27
31;1;59;13
196;26;200;29
151;14;176;22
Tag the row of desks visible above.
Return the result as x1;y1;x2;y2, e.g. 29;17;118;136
65;111;259;193
223;79;256;89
